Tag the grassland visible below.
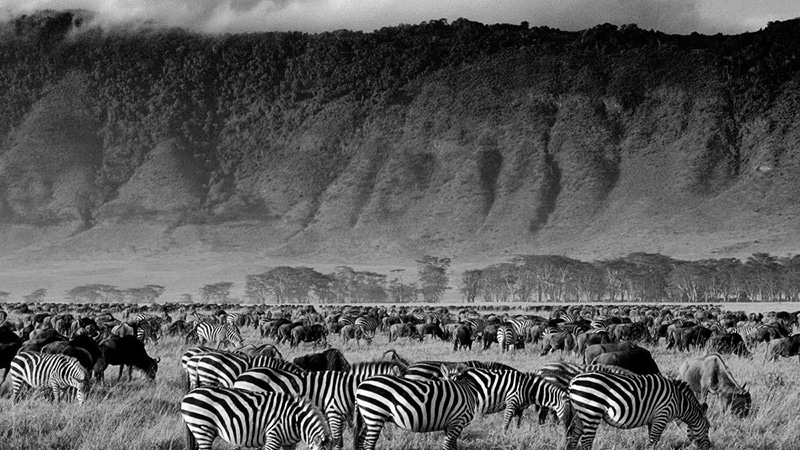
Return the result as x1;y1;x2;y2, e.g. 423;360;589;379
0;315;799;450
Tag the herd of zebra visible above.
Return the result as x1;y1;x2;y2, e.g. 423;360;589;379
1;301;797;449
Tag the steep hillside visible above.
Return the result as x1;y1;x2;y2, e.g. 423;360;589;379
1;13;800;263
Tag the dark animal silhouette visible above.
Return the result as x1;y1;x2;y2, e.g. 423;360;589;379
591;347;661;375
293;348;350;372
95;335;160;382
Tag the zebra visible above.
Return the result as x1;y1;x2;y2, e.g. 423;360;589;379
353;366;490;450
189;351;305;389
404;360;515;381
566;371;711;450
497;325;519;352
10;352;89;405
194;322;243;349
437;366;572;431
181;386;331;450
354;316;380;340
235;364;401;450
134;320;160;344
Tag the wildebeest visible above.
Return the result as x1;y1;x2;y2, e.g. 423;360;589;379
540;331;575;356
668;325;713;351
293;348;351;372
0;341;22;384
95;335;160;383
388;323;420;343
341;324;372;345
482;324;499;350
591;346;661;375
453;325;473;351
767;334;800;362
290;324;327;348
707;333;751;357
679;353;751;418
583;341;637;366
41;341;94;377
576;331;612;362
416;323;447;341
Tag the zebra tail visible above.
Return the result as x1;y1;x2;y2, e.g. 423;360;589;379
185;423;198;450
353;404;363;450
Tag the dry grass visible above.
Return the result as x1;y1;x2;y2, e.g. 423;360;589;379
0;322;799;450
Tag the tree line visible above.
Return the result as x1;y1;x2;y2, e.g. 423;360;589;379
462;252;800;303
2;252;799;304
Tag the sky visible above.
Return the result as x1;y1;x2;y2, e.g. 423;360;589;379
1;0;798;35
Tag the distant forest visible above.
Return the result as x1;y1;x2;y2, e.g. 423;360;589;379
2;11;799;209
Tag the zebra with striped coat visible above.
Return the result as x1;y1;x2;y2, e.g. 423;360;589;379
234;363;401;450
566;371;711;450
354;366;490;450
181;387;331;450
10;352;89;405
193;322;243;349
188;351;305;390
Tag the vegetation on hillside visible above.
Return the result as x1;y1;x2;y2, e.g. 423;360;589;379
1;12;799;217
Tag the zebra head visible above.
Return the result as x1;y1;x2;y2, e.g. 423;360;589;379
675;380;711;450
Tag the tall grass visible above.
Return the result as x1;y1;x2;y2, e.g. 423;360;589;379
0;325;798;449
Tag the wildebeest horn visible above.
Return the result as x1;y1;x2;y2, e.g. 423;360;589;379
741;382;747;391
155;357;161;364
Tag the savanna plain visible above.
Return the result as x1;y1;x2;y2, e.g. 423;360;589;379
0;304;798;450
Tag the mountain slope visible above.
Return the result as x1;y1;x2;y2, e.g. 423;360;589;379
1;14;800;262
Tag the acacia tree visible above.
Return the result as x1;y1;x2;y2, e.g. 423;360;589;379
460;269;482;303
200;282;233;303
0;291;9;302
417;255;451;302
23;288;47;303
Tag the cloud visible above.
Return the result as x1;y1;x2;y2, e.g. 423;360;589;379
0;0;797;34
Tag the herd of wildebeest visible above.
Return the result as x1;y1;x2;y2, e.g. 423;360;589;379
1;301;799;449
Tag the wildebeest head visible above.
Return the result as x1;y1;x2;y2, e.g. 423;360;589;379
145;357;160;380
722;383;752;418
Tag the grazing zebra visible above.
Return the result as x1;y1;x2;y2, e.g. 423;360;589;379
439;367;572;431
354;367;489;450
354;316;380;339
194;322;243;349
566;371;711;450
181;387;330;450
235;364;401;450
10;352;89;405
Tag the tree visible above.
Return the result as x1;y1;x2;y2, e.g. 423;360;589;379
0;291;9;302
23;288;47;303
460;269;482;302
417;255;451;302
200;282;233;303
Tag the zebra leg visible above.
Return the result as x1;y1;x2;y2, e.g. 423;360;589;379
441;420;468;450
359;420;385;450
327;411;344;450
646;414;670;447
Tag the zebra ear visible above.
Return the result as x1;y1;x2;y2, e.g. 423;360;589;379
440;364;450;378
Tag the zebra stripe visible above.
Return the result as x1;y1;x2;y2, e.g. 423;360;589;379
194;322;243;349
10;352;89;405
566;371;711;450
354;316;380;338
181;387;330;450
354;368;488;450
